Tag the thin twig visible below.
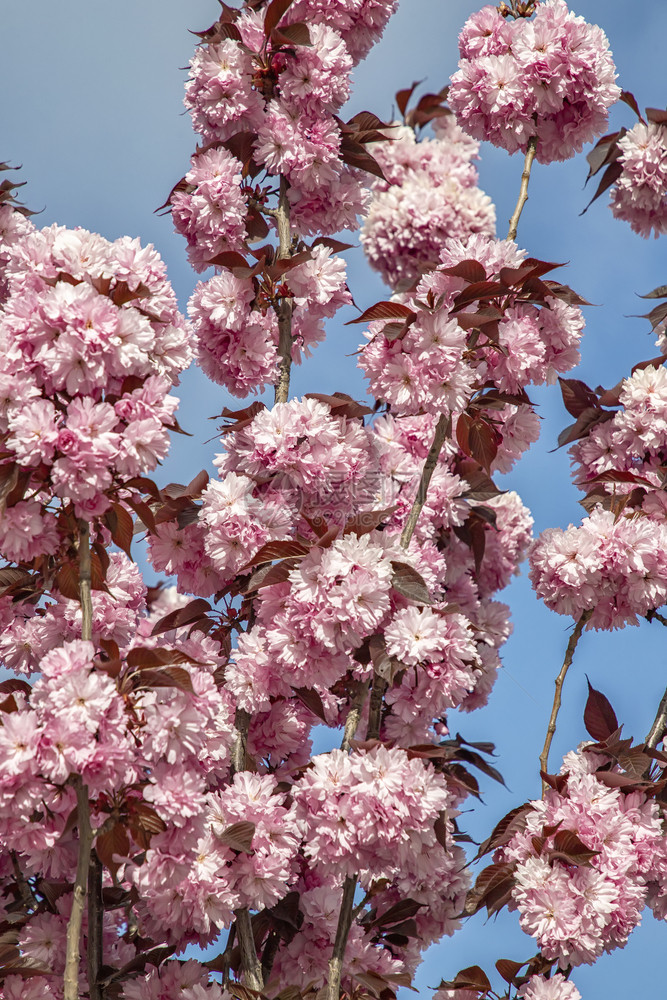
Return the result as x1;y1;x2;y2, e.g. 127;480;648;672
646;686;667;750
234;906;264;991
326;875;357;1000
646;609;667;628
507;135;538;241
77;520;93;643
400;413;450;549
63;777;94;1000
231;707;250;776
340;682;368;752
274;175;293;406
87;851;104;1000
365;673;386;742
220;924;236;989
63;522;96;1000
539;610;593;793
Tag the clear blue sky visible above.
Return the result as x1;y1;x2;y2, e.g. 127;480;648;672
3;3;667;996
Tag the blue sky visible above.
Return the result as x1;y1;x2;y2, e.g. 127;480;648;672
3;2;667;996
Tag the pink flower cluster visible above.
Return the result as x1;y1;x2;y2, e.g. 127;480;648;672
532;365;667;628
132;771;299;946
529;507;667;629
188;244;349;396
361;118;495;289
285;0;399;64
499;748;665;967
0;224;191;525
609;121;667;238
359;234;584;416
149;397;532;744
449;1;620;163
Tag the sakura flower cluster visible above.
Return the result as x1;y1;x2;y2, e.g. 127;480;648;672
449;0;621;163
531;365;667;628
498;747;666;967
359;234;584;417
175;0;400;394
361;118;495;289
609;121;667;238
0;224;191;531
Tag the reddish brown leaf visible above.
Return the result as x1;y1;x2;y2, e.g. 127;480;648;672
584;678;619;741
620;90;645;122
396;80;422;117
244;539;310;568
391;561;431;605
646;107;667;126
264;0;297;36
303;392;372;418
344;301;415;326
343;506;396;537
550;829;599;866
440;259;486;283
292;686;327;723
219;821;256;853
558;377;599;418
150;598;212;636
272;21;311;45
132;666;195;693
495;959;525;985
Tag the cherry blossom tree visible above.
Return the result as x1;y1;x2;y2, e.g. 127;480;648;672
1;2;667;1000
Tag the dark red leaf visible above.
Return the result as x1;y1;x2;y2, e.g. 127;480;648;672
291;686;327;722
584;678;619;741
550;829;599;866
303;392;372;418
646;107;667;126
150;598;212;636
271;21;311;46
558;377;600;418
264;0;297;37
396;80;422;117
345;301;415;326
581;160;623;214
440;260;486;283
391;561;431;605
620;90;645;122
495;959;525;985
244;539;310;568
343;506;396;537
219;821;256;853
107;502;135;559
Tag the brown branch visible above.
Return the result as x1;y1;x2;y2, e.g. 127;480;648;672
325;874;357;1000
231;707;250;776
63;777;94;1000
77;520;93;643
646;686;667;750
365;673;386;742
646;609;667;628
87;850;104;1000
507;135;538;242
234;905;263;991
340;681;368;752
400;414;450;549
539;610;593;793
274;175;293;406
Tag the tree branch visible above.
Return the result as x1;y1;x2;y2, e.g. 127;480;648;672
234;906;264;991
87;850;104;1000
231;707;251;776
400;413;450;549
274;175;293;406
646;686;667;750
325;874;357;1000
539;610;593;792
77;519;93;643
507;135;538;242
340;681;368;752
63;777;94;1000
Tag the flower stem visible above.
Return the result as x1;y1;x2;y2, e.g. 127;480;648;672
274;175;293;405
326;874;358;1000
507;135;538;241
400;413;451;550
539;609;592;792
63;778;94;1000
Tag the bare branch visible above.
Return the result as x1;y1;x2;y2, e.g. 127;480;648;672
646;686;667;750
63;778;94;1000
77;520;93;643
539;610;593;792
326;875;357;1000
234;906;264;991
274;175;293;405
400;413;450;549
507;135;538;241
